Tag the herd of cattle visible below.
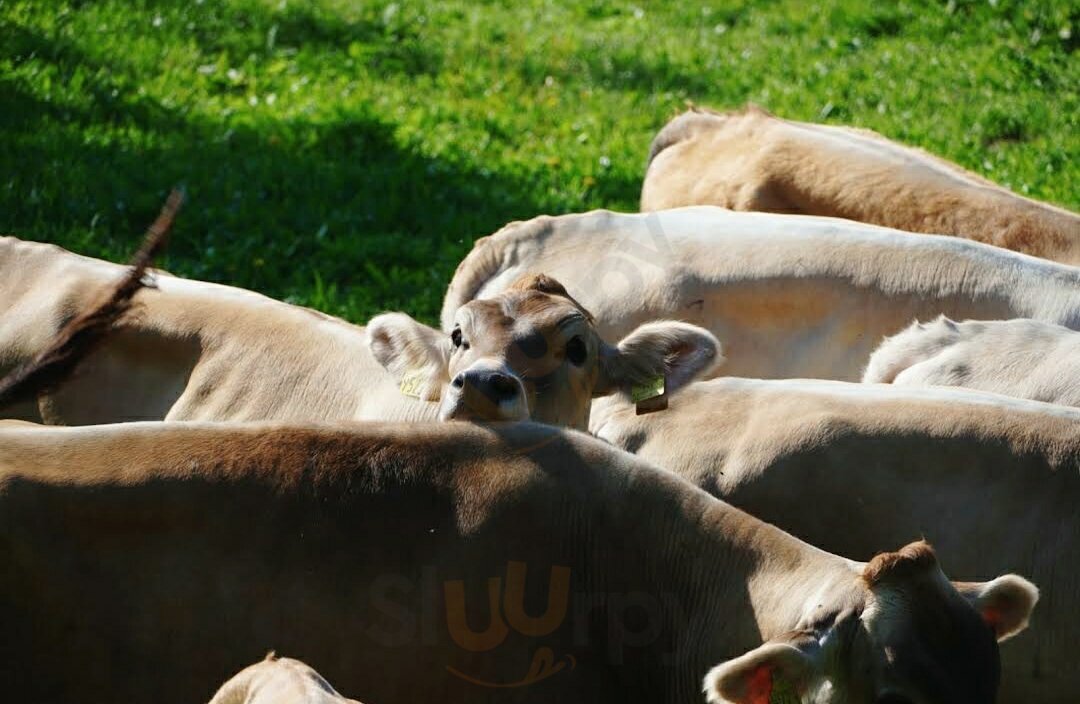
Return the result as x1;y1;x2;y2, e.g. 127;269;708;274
1;105;1078;703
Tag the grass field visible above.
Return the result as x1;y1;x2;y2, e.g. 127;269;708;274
3;0;1077;324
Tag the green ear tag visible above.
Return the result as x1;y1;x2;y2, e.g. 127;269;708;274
769;678;800;704
631;375;667;415
630;376;665;403
399;370;426;399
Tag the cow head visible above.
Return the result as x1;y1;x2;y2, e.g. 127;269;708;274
367;273;720;429
706;541;1037;704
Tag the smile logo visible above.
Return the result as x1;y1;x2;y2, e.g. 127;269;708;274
444;561;575;688
446;647;576;688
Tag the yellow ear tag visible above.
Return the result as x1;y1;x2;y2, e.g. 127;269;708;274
399;370;426;399
769;678;800;704
631;375;667;415
630;376;664;403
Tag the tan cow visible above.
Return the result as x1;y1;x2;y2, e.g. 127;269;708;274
590;378;1077;702
864;316;1080;406
0;236;407;424
442;207;1080;381
0;420;1035;703
0;237;717;429
0;202;173;417
208;654;361;704
641;105;1080;264
371;273;718;427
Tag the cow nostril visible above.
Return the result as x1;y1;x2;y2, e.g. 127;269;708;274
451;374;465;389
489;373;519;401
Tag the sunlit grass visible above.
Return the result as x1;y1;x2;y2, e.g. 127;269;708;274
2;0;1076;323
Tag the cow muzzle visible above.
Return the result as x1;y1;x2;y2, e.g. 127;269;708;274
439;363;529;422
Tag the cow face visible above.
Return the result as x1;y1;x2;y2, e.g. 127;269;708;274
367;274;720;429
705;541;1037;704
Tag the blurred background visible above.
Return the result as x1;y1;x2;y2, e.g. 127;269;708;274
2;0;1076;323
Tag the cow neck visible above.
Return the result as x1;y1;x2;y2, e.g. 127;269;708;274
604;470;861;700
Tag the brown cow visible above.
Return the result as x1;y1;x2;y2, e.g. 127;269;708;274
0;420;1035;703
590;378;1076;701
641;105;1080;264
370;273;719;428
0;237;717;430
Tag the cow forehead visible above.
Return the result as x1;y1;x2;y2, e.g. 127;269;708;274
460;293;591;337
863;577;998;701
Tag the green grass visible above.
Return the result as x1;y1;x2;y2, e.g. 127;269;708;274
2;0;1077;324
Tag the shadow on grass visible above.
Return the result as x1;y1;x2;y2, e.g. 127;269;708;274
0;21;613;323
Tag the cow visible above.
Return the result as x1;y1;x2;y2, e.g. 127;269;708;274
863;316;1080;407
208;654;361;704
0;235;398;424
0;237;717;429
370;272;718;428
0;420;1036;703
0;195;175;417
640;105;1080;264
441;206;1080;381
589;378;1078;702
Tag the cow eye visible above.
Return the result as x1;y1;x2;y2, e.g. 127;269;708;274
566;336;587;366
450;328;462;349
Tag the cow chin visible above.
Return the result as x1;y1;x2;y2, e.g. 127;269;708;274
437;390;530;424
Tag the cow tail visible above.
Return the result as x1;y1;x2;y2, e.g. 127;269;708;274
0;188;183;408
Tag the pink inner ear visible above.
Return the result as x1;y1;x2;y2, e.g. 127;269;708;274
747;665;773;704
982;605;1002;631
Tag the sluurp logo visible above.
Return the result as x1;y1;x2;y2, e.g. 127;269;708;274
443;561;575;688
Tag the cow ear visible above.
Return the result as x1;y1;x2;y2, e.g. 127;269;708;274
598;321;721;397
954;575;1039;642
704;638;819;704
367;313;450;401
